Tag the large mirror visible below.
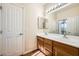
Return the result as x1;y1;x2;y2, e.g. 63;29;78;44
57;16;79;36
44;3;79;36
66;16;79;36
46;15;79;36
58;16;79;36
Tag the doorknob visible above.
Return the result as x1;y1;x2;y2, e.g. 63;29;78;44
19;33;23;35
0;30;3;34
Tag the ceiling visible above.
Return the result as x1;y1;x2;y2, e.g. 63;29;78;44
11;3;57;7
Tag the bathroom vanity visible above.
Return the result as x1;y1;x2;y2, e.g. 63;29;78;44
37;33;79;56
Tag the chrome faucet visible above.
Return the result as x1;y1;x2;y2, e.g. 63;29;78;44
63;31;67;38
63;31;70;38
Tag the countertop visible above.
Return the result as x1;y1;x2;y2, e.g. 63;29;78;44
37;33;79;48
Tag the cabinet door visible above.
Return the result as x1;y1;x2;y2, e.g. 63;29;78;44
44;43;52;52
39;40;43;52
44;39;53;56
53;41;79;56
37;39;40;49
53;47;71;56
37;37;44;52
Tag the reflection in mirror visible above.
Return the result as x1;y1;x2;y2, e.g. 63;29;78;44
45;15;79;36
57;16;79;36
44;3;79;36
58;19;67;35
38;17;48;29
66;16;79;36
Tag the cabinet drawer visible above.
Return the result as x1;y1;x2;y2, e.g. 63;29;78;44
44;43;52;52
44;49;52;56
44;39;52;45
53;47;72;56
37;36;44;41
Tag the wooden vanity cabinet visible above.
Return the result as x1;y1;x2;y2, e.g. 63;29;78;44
53;41;79;56
37;36;53;56
37;36;79;56
43;39;53;56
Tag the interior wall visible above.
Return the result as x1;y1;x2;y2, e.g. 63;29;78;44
44;3;58;33
23;4;44;53
45;13;57;33
56;4;79;20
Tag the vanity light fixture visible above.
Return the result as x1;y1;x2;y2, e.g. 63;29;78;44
47;3;67;13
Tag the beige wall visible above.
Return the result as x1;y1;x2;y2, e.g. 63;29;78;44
56;4;79;20
45;13;57;33
23;4;44;53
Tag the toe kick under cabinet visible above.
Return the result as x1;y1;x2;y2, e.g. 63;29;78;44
37;36;79;56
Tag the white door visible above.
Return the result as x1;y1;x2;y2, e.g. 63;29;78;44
2;4;24;56
0;6;2;56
